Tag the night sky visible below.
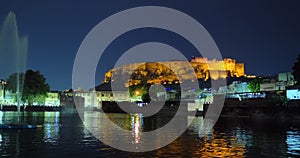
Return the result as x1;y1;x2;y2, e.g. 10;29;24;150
0;0;300;90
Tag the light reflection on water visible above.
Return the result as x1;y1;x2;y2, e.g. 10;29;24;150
131;114;143;144
43;112;60;144
0;111;299;157
187;116;246;157
82;112;144;148
286;129;300;156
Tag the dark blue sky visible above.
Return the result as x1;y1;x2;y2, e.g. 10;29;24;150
0;0;300;90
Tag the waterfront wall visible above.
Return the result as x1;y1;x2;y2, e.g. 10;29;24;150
0;105;62;111
219;98;300;118
101;101;184;116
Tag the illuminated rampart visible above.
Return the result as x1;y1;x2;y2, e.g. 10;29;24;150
103;57;245;86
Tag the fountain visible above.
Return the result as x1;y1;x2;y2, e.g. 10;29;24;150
0;12;36;129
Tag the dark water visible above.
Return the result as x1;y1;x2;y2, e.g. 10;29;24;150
0;111;300;157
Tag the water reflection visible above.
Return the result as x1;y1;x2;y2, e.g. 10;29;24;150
187;116;246;157
286;129;300;156
83;112;144;147
43;112;60;143
131;114;143;144
198;132;246;157
0;112;299;157
187;116;204;133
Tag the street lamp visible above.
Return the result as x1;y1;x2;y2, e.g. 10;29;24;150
0;79;7;105
135;90;140;96
0;79;7;93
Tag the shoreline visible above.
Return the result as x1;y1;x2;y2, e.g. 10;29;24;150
0;105;62;112
0;99;299;119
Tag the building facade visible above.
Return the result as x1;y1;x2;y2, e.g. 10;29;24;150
0;89;60;106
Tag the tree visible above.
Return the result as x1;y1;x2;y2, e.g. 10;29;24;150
6;69;50;105
6;73;23;93
129;80;151;102
5;72;25;102
292;54;300;85
247;77;263;93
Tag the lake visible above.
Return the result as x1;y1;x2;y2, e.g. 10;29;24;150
0;111;300;157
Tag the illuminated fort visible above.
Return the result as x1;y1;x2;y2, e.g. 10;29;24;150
103;57;245;86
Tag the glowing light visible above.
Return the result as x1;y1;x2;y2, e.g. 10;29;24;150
131;114;142;144
104;57;246;84
135;90;140;96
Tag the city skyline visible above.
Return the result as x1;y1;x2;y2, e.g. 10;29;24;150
0;1;300;90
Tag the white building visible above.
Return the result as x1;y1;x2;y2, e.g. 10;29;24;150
260;83;277;92
73;84;131;110
286;89;300;100
44;92;60;106
0;89;23;105
277;72;295;90
73;91;100;109
0;89;60;106
225;81;250;94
